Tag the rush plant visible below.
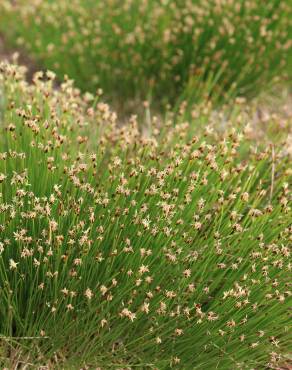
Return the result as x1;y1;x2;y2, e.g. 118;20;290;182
0;64;291;368
0;0;291;106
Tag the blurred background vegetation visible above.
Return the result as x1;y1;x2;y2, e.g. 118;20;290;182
0;0;291;112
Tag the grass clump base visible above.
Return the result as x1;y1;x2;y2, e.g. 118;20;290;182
0;64;291;368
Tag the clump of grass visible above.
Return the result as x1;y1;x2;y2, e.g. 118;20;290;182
0;63;291;369
0;0;291;106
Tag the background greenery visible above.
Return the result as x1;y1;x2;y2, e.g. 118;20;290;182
0;0;291;107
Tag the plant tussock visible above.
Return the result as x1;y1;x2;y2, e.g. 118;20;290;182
0;63;291;369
